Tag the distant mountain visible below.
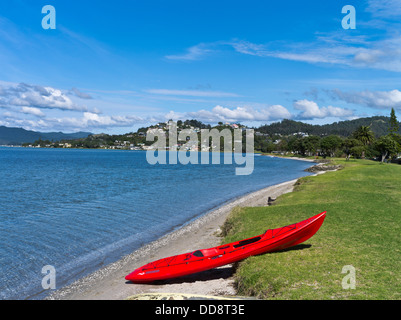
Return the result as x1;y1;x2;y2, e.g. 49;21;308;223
0;126;92;145
257;116;401;137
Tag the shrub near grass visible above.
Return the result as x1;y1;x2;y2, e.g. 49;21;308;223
222;159;401;299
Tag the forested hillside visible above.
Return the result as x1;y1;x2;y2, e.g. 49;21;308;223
0;126;91;145
257;116;400;137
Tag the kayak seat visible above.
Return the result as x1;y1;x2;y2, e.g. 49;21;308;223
233;236;261;248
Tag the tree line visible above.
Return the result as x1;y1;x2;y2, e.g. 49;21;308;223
24;109;401;163
254;108;401;163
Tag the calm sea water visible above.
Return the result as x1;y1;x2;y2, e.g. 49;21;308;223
0;147;313;299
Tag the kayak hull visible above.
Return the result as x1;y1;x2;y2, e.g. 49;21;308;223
125;211;326;283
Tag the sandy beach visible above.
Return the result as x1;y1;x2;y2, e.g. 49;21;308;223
46;174;310;300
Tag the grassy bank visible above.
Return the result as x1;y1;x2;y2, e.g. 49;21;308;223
222;159;401;299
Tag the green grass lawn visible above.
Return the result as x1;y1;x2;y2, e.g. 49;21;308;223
222;159;401;299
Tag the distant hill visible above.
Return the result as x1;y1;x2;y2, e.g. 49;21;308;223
257;116;401;137
0;126;92;145
1;115;400;145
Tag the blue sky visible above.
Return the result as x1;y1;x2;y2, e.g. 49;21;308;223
1;0;401;133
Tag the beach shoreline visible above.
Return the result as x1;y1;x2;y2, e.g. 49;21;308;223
46;174;311;300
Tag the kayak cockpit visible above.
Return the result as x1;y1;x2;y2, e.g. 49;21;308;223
193;248;220;258
233;236;261;248
192;250;204;257
192;236;263;258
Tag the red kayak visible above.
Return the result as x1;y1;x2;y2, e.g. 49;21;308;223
125;211;326;283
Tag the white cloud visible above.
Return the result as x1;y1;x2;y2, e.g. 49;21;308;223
0;112;144;132
293;99;354;120
229;40;268;56
69;87;93;100
52;112;144;130
164;4;401;72
163;102;353;124
331;89;401;109
230;38;401;72
167;23;401;72
0;83;98;113
149;104;292;124
20;107;45;117
161;110;185;121
165;43;214;61
366;0;401;19
187;104;292;122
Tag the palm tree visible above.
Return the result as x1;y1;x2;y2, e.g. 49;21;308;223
353;125;375;145
353;125;375;158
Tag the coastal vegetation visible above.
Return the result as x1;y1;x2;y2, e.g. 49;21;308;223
13;109;401;163
256;109;401;163
221;159;401;299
